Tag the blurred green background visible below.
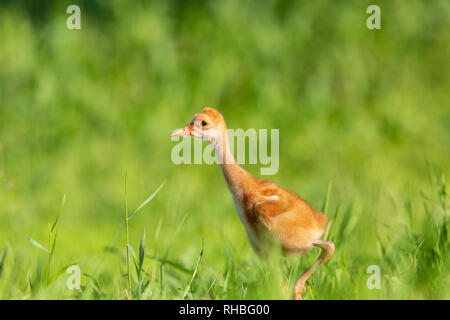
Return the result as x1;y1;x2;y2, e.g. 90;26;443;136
0;0;449;299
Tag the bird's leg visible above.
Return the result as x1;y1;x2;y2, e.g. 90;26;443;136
294;240;335;300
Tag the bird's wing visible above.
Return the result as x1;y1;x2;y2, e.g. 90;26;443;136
252;195;292;230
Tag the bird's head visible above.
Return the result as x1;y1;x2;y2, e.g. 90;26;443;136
170;108;226;145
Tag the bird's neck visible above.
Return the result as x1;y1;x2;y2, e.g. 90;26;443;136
213;131;250;198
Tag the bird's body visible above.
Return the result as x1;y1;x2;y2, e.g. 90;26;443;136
220;163;326;256
171;107;334;300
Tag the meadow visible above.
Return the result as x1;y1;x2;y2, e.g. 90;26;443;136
0;0;449;299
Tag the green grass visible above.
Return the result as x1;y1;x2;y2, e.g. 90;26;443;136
0;0;449;299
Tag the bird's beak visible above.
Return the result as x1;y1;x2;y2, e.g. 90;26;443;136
170;123;194;137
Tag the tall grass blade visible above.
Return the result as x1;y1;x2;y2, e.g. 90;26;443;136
46;264;74;285
138;228;146;279
129;180;166;220
28;236;50;253
145;254;193;274
51;194;66;232
124;170;131;292
321;180;333;214
182;240;204;299
0;247;7;277
83;273;105;298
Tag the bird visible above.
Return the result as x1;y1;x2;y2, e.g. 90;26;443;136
171;107;335;300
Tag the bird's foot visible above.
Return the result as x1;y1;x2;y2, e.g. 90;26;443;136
294;282;306;300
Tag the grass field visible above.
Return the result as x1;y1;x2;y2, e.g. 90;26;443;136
0;0;449;299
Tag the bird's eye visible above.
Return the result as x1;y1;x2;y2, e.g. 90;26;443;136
201;120;207;126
